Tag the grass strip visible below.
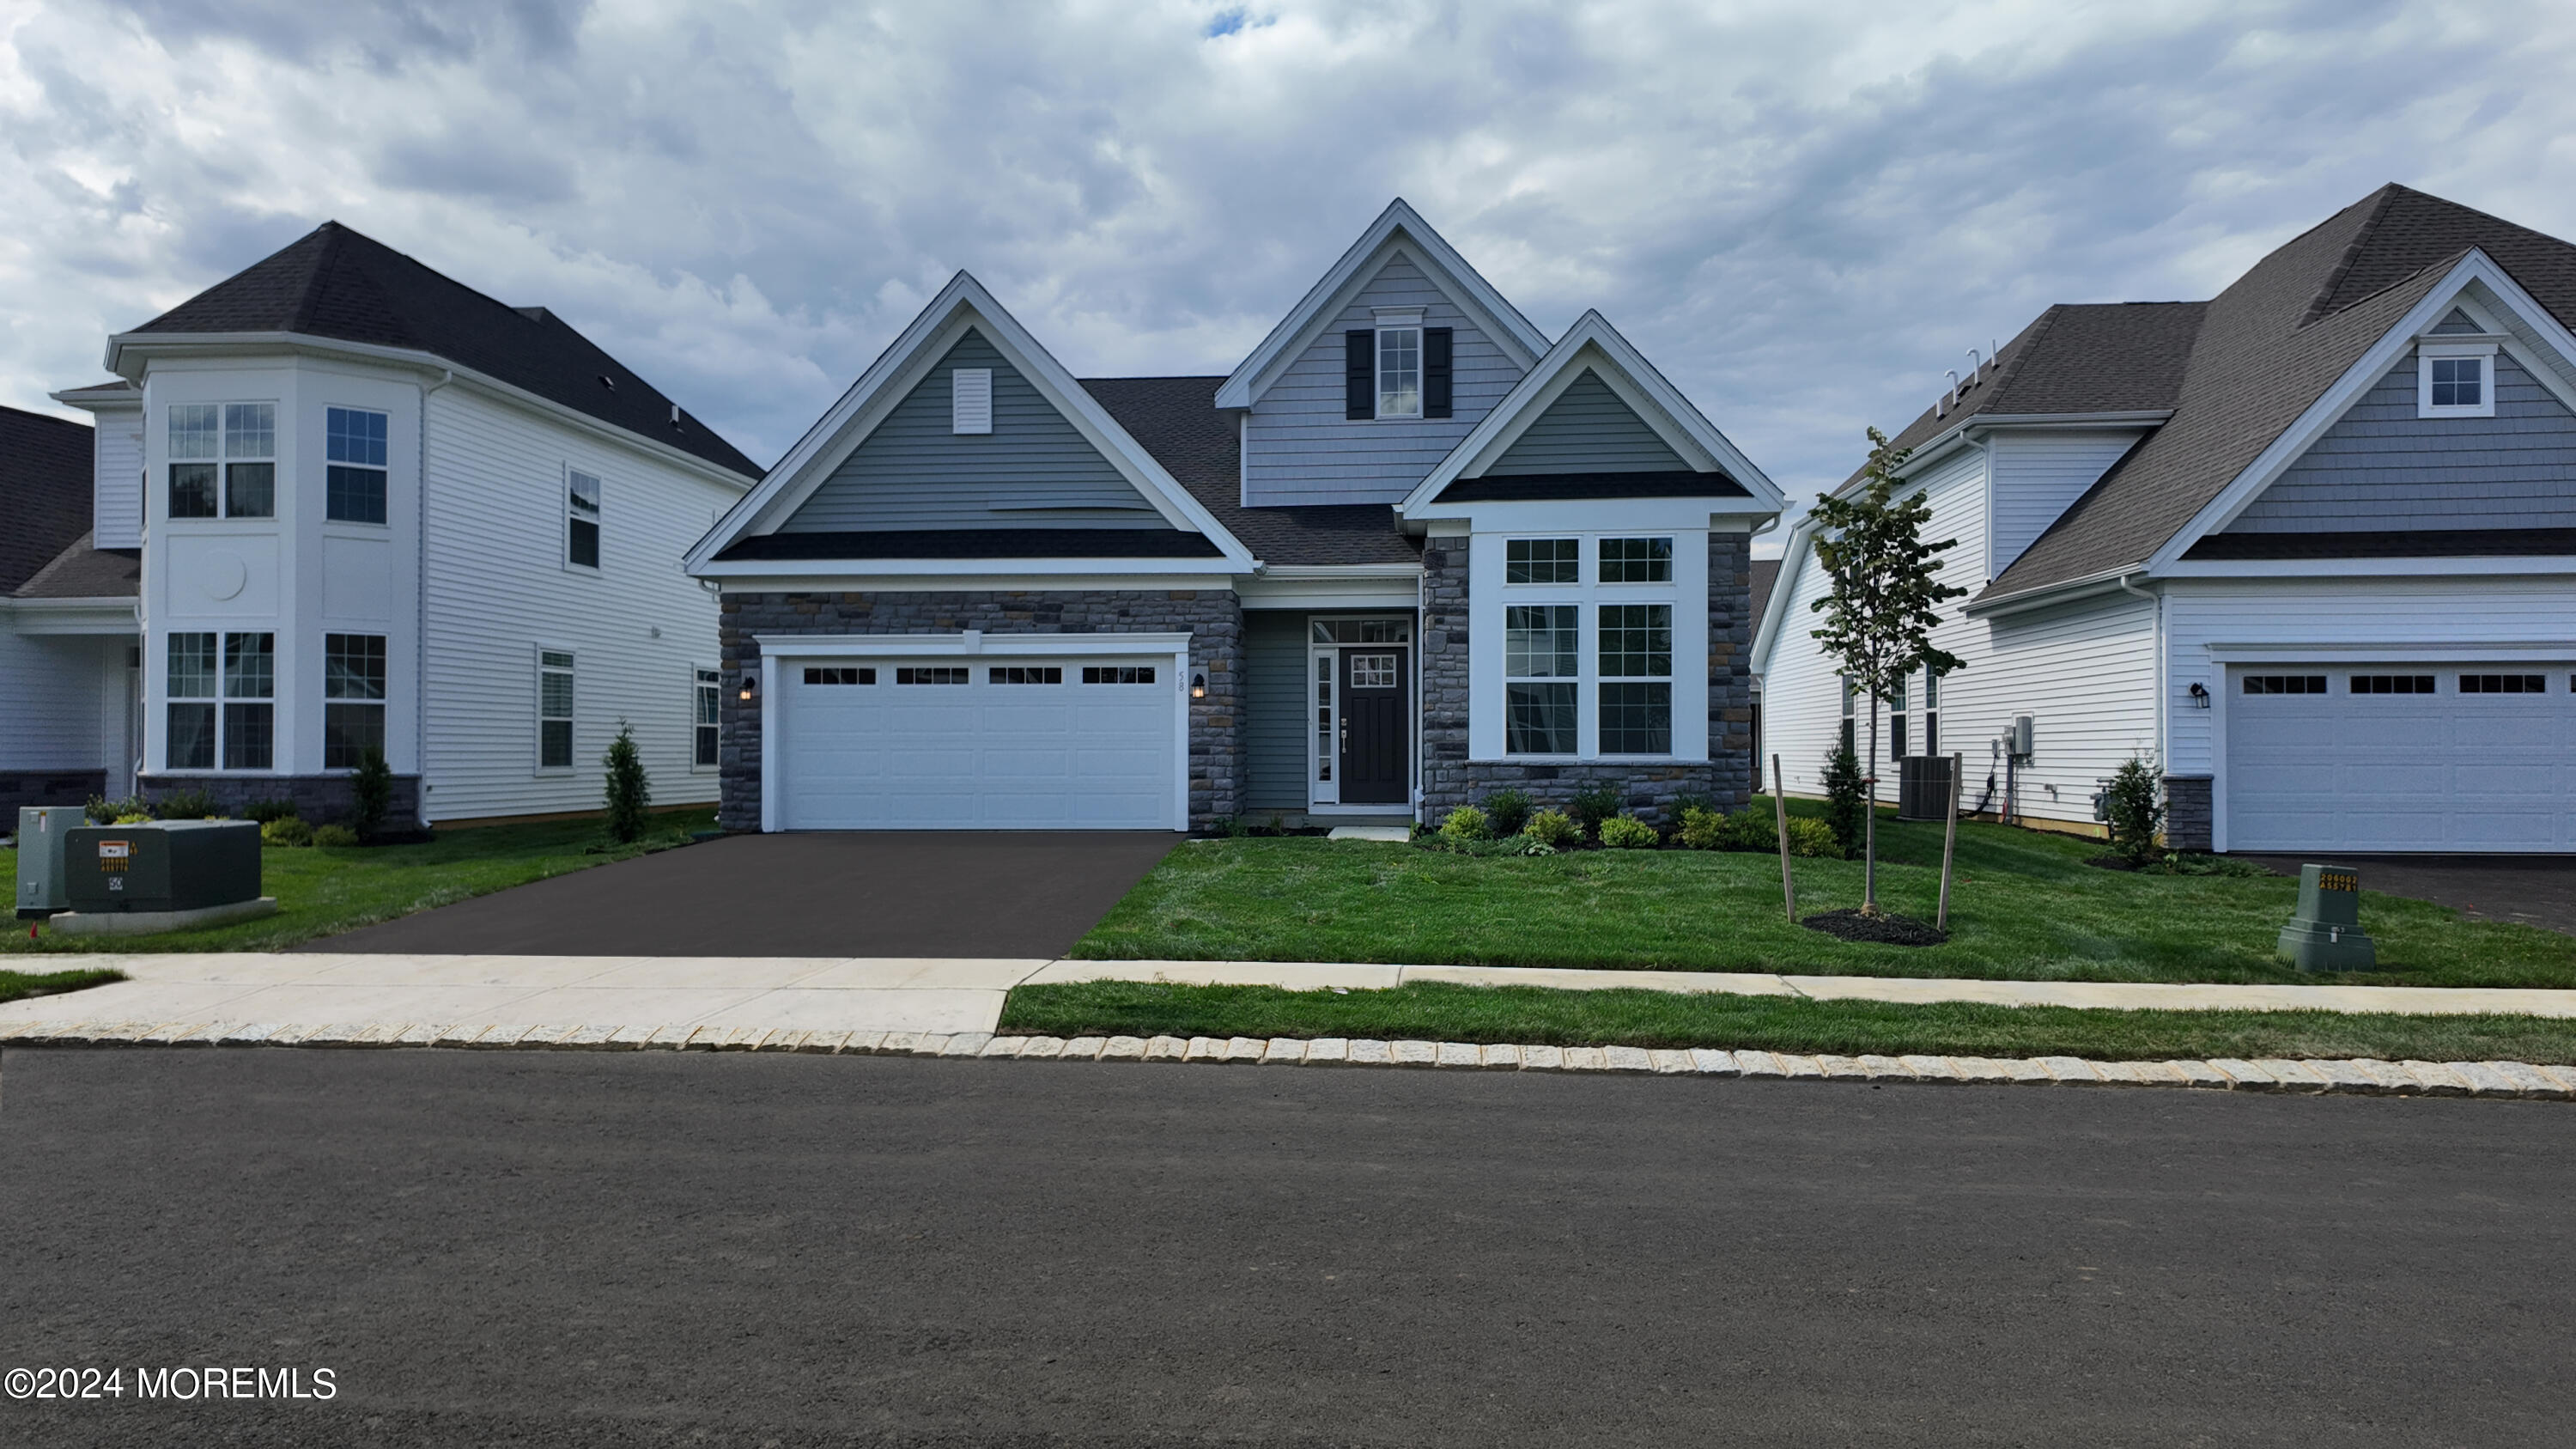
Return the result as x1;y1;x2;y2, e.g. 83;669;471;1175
0;967;126;1008
1002;979;2576;1065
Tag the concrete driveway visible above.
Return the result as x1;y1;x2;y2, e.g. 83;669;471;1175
301;831;1179;957
2242;854;2576;936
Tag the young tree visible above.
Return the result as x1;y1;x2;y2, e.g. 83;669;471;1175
1807;427;1968;913
603;722;653;844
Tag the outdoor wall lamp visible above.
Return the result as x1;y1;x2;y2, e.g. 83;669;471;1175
738;674;757;703
2187;681;2209;709
1191;673;1207;699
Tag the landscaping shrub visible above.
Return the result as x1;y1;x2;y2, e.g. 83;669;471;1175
112;812;153;825
1783;817;1840;858
1522;808;1579;848
1568;783;1623;838
85;795;147;825
603;725;652;844
1598;814;1659;849
261;816;314;848
1820;742;1867;860
2102;755;2165;867
312;824;360;848
150;787;220;820
1676;804;1728;850
243;798;299;825
352;748;394;838
1479;788;1533;837
1426;834;1556;857
1438;806;1492;842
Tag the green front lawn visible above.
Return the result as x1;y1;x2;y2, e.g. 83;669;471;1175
2;808;715;955
1003;979;2576;1064
1072;801;2576;988
0;966;126;1006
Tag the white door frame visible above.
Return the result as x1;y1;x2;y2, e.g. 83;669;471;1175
753;630;1194;832
1305;613;1417;814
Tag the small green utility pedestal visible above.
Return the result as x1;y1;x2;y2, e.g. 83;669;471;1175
2278;864;2376;972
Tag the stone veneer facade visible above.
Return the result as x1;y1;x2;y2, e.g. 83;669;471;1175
137;772;425;828
718;589;1244;832
2162;774;2214;852
1419;531;1755;825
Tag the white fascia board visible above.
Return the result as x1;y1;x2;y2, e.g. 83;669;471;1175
696;555;1239;581
1398;313;1785;518
707;569;1236;594
1406;496;1769;533
1213;200;1551;410
101;332;756;492
755;630;1192;657
1960;567;2146;618
2145;250;2574;571
2202;640;2576;662
2159;555;2576;580
690;272;1255;574
48;385;138;413
0;597;141;633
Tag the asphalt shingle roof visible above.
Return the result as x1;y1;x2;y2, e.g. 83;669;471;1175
1079;375;1421;567
1;405;95;594
15;533;140;600
130;222;762;478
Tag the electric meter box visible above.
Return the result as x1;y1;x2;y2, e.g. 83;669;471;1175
16;806;88;917
64;820;263;915
2277;863;2377;972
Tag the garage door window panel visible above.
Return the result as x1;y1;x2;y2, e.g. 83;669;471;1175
2460;674;2546;694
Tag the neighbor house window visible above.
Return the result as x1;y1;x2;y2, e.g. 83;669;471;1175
166;632;218;769
1504;605;1578;754
1887;678;1909;760
1600;538;1674;583
1839;677;1856;755
567;469;601;569
1597;604;1672;755
167;403;274;519
1506;539;1579;584
2419;344;2497;418
538;649;575;769
694;668;721;768
324;633;386;769
222;632;275;770
1376;326;1421;418
326;408;390;524
1922;669;1941;756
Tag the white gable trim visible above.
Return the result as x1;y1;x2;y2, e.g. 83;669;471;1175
1748;521;1817;677
1213;200;1550;410
688;271;1255;573
1398;311;1785;518
2148;250;2576;573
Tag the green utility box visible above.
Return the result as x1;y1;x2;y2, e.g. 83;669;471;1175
2277;864;2376;972
64;820;263;915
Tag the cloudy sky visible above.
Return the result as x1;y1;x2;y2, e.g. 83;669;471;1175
6;0;2575;523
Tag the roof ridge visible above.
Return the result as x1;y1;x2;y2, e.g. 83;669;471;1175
2299;184;2401;327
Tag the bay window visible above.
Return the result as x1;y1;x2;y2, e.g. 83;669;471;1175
1495;534;1686;759
325;633;387;768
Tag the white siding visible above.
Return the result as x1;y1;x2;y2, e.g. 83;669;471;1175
1763;441;2160;827
422;387;741;822
0;630;112;770
1242;250;1526;507
2163;575;2576;776
92;407;143;549
1986;429;2144;578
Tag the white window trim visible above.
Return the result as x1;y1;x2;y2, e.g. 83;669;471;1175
1373;308;1425;421
1468;532;1705;763
691;664;721;774
166;399;279;522
536;645;576;775
2417;341;2499;419
321;630;390;773
324;405;392;527
564;465;602;573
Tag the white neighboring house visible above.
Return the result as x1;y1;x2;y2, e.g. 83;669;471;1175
1753;184;2576;855
4;222;762;828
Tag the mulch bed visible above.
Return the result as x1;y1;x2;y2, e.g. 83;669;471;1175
1800;907;1950;947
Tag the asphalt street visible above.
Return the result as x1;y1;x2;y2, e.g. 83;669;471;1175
3;1047;2572;1446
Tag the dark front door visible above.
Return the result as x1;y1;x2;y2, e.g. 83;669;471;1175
1338;648;1407;805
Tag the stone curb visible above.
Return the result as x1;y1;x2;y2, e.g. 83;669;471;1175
5;1019;2576;1101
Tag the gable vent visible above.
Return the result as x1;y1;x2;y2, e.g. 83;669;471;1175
951;368;993;435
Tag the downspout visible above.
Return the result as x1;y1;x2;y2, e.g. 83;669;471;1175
416;368;456;826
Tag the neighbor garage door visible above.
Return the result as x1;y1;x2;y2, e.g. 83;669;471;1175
776;655;1182;830
2225;665;2576;852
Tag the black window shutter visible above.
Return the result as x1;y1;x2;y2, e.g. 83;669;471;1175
1346;330;1375;419
1424;327;1454;418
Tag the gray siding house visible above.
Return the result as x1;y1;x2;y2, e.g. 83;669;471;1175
690;202;1785;831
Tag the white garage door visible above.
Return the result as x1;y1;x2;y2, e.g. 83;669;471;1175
2226;665;2576;852
777;655;1182;830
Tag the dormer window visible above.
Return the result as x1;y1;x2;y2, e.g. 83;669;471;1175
2418;342;2497;419
1376;320;1422;418
1344;317;1453;421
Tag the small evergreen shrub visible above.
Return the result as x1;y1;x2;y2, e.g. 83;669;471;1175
603;724;652;844
1598;815;1659;849
150;788;219;820
1676;804;1728;850
1820;743;1868;860
1568;783;1623;838
1479;788;1534;838
313;824;360;848
1438;806;1492;842
243;798;299;825
260;816;314;848
1522;808;1579;848
1783;817;1841;858
352;748;394;838
2103;756;2166;866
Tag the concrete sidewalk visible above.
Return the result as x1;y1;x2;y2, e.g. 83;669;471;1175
10;953;2576;1037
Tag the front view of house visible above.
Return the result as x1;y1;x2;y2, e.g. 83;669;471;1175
690;203;1783;831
